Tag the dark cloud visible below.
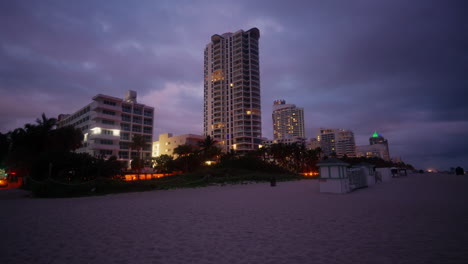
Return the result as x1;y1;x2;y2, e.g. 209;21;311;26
0;0;466;170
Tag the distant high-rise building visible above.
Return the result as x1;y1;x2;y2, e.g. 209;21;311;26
370;131;388;146
203;28;261;153
57;90;154;166
318;128;356;158
356;131;390;161
272;100;305;140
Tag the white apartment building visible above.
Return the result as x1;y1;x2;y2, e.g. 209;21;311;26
203;28;262;153
272;100;305;140
57;91;154;166
152;133;205;158
318;128;356;158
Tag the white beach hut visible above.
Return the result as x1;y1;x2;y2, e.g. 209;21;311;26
376;167;393;182
317;158;350;193
353;163;376;186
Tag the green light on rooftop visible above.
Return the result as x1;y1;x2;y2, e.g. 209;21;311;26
372;131;379;137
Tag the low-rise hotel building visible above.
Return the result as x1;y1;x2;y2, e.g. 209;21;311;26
57;90;154;166
152;133;205;158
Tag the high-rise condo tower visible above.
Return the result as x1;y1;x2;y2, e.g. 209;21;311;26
203;28;261;152
272;100;305;140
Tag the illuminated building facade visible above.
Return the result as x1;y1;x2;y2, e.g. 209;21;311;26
272;100;305;140
152;133;205;157
318;128;356;158
203;28;262;153
57;90;154;166
356;131;391;161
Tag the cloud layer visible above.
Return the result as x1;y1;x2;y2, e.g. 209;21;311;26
1;0;466;170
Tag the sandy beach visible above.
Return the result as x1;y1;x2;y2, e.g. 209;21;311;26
1;173;467;264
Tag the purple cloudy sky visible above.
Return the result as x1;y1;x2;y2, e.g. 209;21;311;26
0;0;466;170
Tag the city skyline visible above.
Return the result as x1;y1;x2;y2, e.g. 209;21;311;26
0;0;466;170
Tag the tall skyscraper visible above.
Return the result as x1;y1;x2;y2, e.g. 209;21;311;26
318;128;356;158
272;100;305;140
203;28;261;152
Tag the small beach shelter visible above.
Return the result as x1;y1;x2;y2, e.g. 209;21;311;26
317;158;350;193
353;162;376;186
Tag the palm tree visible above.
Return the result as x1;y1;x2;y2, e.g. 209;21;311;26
130;134;146;159
315;147;323;161
130;134;147;179
288;143;303;172
48;126;83;152
257;145;269;162
153;154;174;173
303;148;319;173
199;136;216;150
173;144;194;158
173;144;195;173
199;136;221;162
269;143;289;168
36;113;57;131
0;132;9;167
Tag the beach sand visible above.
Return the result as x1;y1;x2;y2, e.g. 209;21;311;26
1;173;467;264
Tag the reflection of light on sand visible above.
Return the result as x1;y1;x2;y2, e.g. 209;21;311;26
2;173;468;263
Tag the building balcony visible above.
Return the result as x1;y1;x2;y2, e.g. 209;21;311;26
234;138;252;143
235;144;255;151
233;101;250;107
88;133;119;141
234;132;252;137
89;123;120;130
90;112;121;122
92;103;122;113
89;143;119;151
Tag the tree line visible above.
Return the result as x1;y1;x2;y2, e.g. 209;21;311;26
0;113;414;184
153;140;414;175
0;114;127;182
